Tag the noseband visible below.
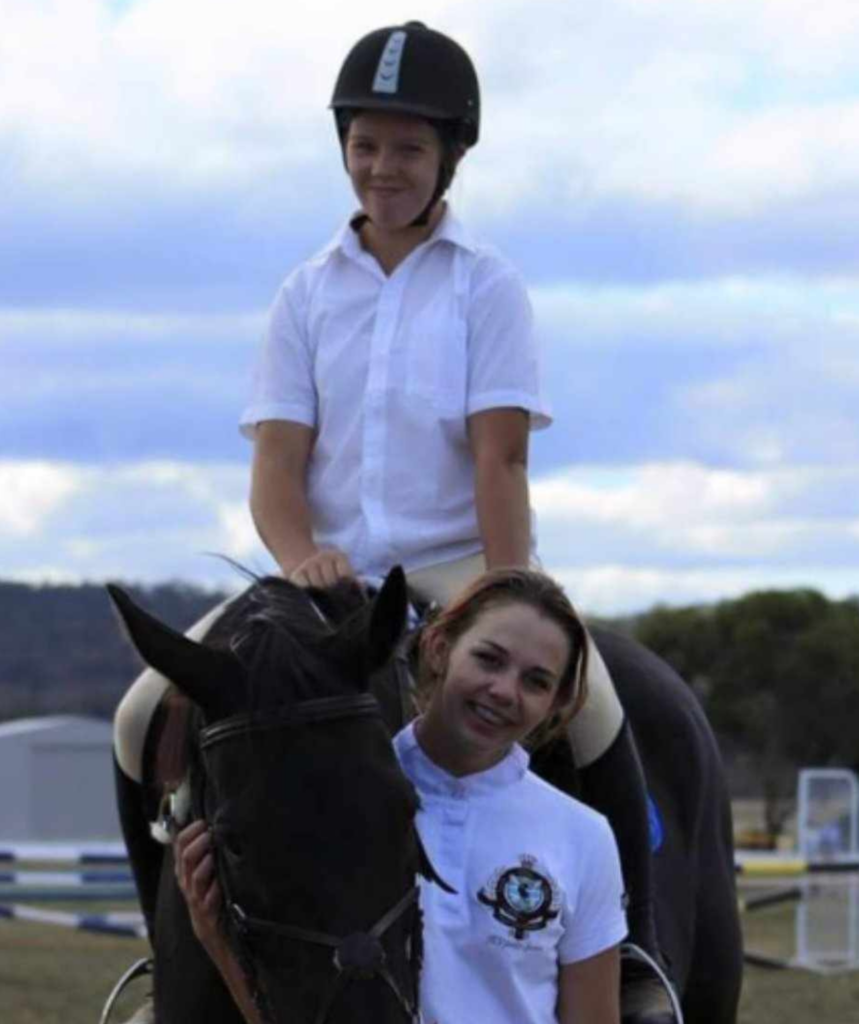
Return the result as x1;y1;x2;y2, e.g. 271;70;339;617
198;694;422;1024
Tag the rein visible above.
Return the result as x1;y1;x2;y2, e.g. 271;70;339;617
197;692;421;1024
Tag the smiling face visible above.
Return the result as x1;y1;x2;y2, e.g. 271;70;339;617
345;110;445;234
418;601;572;776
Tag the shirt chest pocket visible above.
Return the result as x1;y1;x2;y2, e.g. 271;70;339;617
402;288;468;420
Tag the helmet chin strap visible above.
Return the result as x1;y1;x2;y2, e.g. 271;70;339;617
409;130;461;227
410;136;463;226
409;165;450;227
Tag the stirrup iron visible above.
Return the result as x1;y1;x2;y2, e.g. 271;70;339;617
621;942;684;1024
99;957;153;1024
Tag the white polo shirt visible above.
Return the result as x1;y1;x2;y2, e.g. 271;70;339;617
393;723;627;1024
239;208;552;580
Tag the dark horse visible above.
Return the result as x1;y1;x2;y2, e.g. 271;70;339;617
589;624;742;1024
108;566;437;1024
109;570;742;1024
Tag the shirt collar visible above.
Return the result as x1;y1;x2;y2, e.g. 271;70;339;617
328;204;478;263
394;720;529;798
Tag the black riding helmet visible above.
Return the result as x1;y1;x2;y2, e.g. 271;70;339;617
330;21;480;225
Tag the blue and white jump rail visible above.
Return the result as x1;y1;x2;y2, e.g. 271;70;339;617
0;869;136;902
0;843;135;901
0;902;146;939
0;870;132;885
0;841;129;865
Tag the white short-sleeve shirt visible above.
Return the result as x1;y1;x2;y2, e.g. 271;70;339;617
393;723;627;1024
239;208;552;579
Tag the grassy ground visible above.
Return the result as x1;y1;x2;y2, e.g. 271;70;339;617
739;898;859;1023
0;914;149;1024
3;891;859;1022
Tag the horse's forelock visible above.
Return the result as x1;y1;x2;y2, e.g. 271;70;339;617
222;577;372;711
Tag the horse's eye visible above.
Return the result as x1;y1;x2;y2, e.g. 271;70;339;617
220;832;244;859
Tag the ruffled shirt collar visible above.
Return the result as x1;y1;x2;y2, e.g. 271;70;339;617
394;720;529;799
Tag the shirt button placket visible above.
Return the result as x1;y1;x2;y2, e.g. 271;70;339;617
361;274;404;569
439;785;469;922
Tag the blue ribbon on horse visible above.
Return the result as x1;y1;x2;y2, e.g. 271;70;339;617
647;794;664;853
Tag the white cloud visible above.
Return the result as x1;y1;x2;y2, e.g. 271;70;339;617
0;459;270;582
3;3;859;611
678;352;859;467
1;0;461;189
5;0;859;215
461;0;859;216
533;462;776;530
0;461;88;536
550;562;859;617
216;500;259;559
533;277;859;351
7;565;87;585
0;309;264;345
532;461;859;576
0;456;856;613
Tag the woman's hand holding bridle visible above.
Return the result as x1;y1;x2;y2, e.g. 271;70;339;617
175;819;264;1024
175;819;225;956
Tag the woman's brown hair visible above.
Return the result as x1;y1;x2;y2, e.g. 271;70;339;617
416;568;590;747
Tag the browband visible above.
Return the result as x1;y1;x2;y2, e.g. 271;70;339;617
200;693;381;751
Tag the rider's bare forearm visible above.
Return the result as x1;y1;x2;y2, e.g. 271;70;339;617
250;470;317;575
468;407;531;569
250;425;318;576
474;457;531;569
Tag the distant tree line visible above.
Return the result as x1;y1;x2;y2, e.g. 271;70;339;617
2;580;857;840
632;588;859;841
0;581;227;721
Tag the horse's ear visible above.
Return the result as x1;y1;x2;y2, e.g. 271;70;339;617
365;565;409;673
107;584;243;720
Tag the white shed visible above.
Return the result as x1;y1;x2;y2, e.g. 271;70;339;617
0;716;120;842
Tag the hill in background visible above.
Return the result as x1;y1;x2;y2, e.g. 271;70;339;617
0;580;228;721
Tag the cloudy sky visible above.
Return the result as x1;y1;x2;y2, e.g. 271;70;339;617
4;0;858;614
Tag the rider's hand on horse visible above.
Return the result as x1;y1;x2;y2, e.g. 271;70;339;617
289;547;355;588
175;819;224;955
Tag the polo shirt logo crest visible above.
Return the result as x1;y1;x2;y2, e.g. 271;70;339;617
477;854;560;940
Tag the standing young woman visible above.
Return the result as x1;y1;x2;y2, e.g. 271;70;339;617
113;21;677;1023
177;569;627;1024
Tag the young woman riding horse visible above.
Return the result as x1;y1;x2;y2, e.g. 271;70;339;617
113;21;679;1022
177;568;628;1024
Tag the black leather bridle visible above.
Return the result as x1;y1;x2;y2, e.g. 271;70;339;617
198;693;422;1024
